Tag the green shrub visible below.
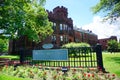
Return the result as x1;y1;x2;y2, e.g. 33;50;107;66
62;42;90;57
62;42;90;48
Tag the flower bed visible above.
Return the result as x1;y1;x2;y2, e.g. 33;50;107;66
0;65;118;80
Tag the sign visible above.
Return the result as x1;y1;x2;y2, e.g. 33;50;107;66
62;67;68;73
33;49;68;61
42;43;53;49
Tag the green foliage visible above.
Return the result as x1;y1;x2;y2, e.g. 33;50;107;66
0;0;53;42
92;0;120;19
62;42;90;48
0;39;8;52
107;40;118;52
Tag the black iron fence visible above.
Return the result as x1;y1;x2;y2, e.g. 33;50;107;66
31;48;96;67
21;44;105;71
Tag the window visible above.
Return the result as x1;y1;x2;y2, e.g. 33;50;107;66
60;36;63;41
68;27;71;32
53;23;56;26
51;35;56;41
65;25;68;30
63;24;66;30
53;23;56;30
68;27;71;30
64;35;68;42
60;24;63;30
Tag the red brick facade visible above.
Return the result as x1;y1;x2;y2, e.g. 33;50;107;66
74;28;98;46
98;36;117;50
46;6;74;47
9;6;98;55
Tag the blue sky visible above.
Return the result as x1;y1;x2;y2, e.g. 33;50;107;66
44;0;100;27
44;0;120;39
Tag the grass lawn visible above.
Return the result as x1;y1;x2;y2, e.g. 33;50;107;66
0;55;19;60
0;73;31;80
102;52;120;77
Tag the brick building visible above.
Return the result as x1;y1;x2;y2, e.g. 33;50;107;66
74;28;98;46
45;6;74;46
9;6;98;55
98;36;117;50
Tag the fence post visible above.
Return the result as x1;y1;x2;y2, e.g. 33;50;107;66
96;43;106;72
20;48;24;64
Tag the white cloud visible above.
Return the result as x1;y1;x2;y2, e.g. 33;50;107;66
82;16;120;40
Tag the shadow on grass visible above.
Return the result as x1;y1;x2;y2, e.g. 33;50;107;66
109;57;120;64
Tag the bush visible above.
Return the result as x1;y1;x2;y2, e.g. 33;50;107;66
62;42;90;57
62;42;90;48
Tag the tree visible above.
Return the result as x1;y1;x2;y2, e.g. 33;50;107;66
0;0;53;42
92;0;120;20
107;40;118;53
0;38;8;53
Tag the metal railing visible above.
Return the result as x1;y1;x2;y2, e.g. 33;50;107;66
20;44;105;71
